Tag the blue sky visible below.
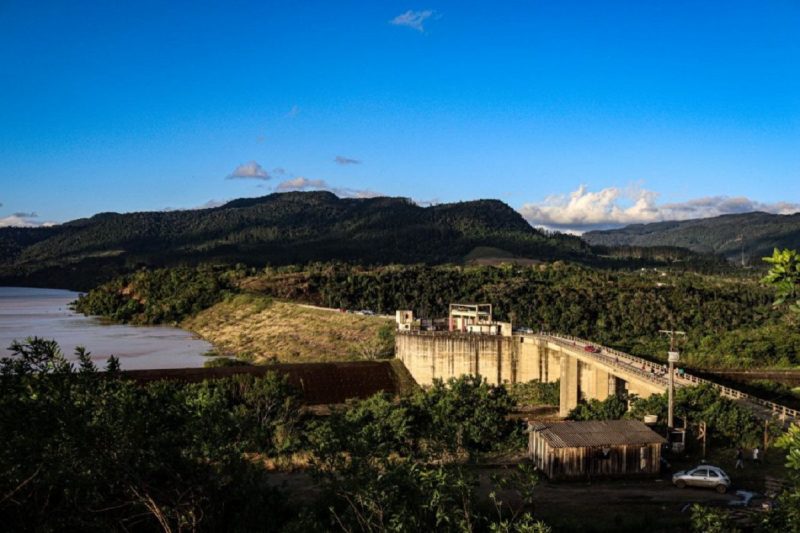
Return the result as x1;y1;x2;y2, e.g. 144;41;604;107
1;1;798;231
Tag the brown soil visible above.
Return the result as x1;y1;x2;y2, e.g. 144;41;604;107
183;297;393;364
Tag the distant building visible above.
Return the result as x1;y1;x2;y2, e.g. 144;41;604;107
447;303;511;336
528;420;666;480
395;303;512;335
396;310;415;331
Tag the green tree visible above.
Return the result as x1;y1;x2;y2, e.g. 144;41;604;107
568;394;629;421
763;248;800;316
763;423;800;531
0;338;296;532
410;375;516;461
690;504;740;533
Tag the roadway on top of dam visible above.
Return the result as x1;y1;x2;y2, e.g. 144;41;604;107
536;332;800;423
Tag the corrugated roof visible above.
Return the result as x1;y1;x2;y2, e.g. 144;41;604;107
530;420;667;448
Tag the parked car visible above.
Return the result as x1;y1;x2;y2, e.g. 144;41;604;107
672;465;731;493
514;327;534;334
583;345;601;353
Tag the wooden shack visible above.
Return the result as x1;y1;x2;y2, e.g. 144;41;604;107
528;420;666;480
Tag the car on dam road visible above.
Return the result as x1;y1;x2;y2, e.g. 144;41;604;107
672;465;731;493
583;344;601;353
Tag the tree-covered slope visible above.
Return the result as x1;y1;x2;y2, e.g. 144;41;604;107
583;211;800;261
0;191;589;289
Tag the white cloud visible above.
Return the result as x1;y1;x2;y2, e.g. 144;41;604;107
0;215;38;228
276;177;329;191
0;213;57;228
390;10;435;32
519;185;800;233
226;161;271;180
337;187;382;199
334;155;361;165
275;177;381;199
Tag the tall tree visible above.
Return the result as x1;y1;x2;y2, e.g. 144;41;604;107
763;248;800;316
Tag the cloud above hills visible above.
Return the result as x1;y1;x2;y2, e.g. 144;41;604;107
275;177;380;198
0;211;57;228
520;185;800;233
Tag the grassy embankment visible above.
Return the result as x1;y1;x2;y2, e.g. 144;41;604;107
183;294;395;364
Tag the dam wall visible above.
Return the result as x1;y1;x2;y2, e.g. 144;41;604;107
396;331;560;386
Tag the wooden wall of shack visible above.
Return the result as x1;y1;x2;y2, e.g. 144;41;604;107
529;433;662;480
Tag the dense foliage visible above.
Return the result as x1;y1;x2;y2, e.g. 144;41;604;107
73;265;238;324
568;384;772;447
763;423;800;531
302;376;541;532
0;338;300;531
507;380;560;407
1;339;544;532
763;248;800;316
0;191;593;290
250;263;789;369
567;394;629;421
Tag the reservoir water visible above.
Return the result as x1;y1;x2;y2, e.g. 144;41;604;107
0;287;211;370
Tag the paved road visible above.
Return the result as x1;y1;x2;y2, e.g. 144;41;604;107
541;333;800;422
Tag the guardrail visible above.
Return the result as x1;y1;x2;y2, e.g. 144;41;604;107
539;332;800;421
538;332;670;388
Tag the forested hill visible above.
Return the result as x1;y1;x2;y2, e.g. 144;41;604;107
583;211;800;262
0;191;591;289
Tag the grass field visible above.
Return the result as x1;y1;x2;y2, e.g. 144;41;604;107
183;294;395;364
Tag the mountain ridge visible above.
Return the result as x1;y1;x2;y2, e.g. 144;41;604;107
0;191;589;289
582;211;800;261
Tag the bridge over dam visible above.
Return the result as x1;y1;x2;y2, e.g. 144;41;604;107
395;329;800;422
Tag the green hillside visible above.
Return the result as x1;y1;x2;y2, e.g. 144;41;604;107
583;211;800;262
0;191;590;289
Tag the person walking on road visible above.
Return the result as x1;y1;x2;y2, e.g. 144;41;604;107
735;447;744;469
753;446;761;465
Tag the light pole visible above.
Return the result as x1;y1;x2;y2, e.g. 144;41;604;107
660;329;685;429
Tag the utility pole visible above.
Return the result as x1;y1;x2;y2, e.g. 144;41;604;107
660;329;686;430
697;421;707;459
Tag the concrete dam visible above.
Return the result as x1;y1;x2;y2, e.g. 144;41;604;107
394;305;799;421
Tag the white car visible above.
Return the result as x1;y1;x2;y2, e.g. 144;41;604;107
672;465;731;493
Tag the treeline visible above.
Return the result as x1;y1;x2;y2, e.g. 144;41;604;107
73;266;240;324
1;338;544;532
76;262;797;368
244;263;792;368
569;384;774;447
583;211;800;262
1;191;736;292
0;192;594;290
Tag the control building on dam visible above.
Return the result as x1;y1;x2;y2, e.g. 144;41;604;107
395;304;666;417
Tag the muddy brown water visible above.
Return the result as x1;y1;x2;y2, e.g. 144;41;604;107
0;286;211;370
